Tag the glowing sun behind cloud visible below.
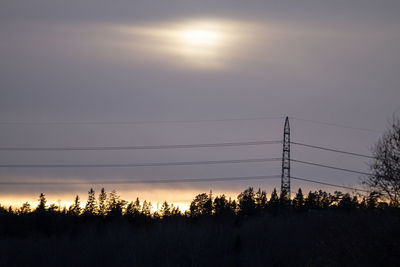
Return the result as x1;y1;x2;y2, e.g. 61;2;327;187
176;24;225;59
112;19;242;69
180;29;221;46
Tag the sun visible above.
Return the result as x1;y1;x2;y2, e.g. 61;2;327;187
180;29;221;46
173;23;227;62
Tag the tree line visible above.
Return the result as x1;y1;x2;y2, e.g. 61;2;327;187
0;186;394;219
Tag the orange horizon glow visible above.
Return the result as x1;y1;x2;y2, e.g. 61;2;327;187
0;188;245;213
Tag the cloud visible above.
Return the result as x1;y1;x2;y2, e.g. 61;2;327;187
0;0;399;205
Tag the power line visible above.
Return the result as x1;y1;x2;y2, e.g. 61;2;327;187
290;117;382;134
291;176;370;192
0;175;281;185
291;159;372;176
0;158;282;168
0;116;284;126
0;140;282;151
0;174;369;192
291;141;374;159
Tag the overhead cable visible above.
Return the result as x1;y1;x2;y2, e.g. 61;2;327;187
0;140;282;151
291;176;370;192
0;116;284;126
0;158;282;168
291;159;372;176
291;141;374;159
0;175;281;185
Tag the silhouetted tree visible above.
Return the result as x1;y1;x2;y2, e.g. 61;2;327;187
83;188;97;216
107;190;118;212
204;190;213;216
215;194;237;217
238;187;256;215
255;188;267;212
36;193;47;213
378;201;389;209
292;188;304;210
190;193;212;217
279;189;291;208
160;201;171;217
364;116;400;206
126;198;141;218
171;205;182;216
366;191;380;209
229;198;237;214
48;204;59;213
0;205;8;215
142;200;152;217
107;190;126;217
338;193;358;210
268;188;280;214
98;188;107;216
305;191;319;210
18;202;31;215
69;195;81;216
214;194;228;216
313;190;334;209
332;191;344;206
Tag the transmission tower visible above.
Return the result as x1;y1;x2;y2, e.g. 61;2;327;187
281;116;291;199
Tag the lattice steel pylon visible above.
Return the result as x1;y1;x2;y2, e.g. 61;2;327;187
281;116;291;199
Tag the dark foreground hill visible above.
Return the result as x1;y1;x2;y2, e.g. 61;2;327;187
0;209;399;267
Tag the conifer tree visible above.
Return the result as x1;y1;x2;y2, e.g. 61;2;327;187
204;190;213;216
268;188;280;214
126;201;135;217
70;195;81;216
134;197;141;214
238;187;256;215
292;188;304;210
255;188;267;212
83;188;97;215
171;205;182;216
160;201;171;217
107;190;126;217
36;193;47;213
305;191;319;210
229;198;237;214
98;188;107;216
126;197;141;218
142;200;152;216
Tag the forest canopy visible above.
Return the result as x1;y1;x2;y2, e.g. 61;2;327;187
0;186;393;218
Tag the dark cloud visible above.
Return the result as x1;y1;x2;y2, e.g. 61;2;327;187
0;0;399;204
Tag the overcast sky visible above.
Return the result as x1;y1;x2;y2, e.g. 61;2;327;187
1;0;399;209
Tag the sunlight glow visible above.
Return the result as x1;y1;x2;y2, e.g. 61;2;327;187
181;29;221;46
112;19;241;69
174;25;225;62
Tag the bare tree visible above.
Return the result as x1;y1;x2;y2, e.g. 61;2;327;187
364;117;400;205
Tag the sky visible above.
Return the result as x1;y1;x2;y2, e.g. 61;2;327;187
1;0;400;210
